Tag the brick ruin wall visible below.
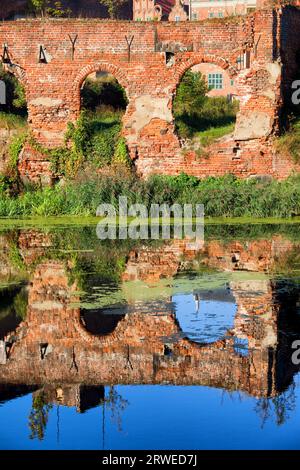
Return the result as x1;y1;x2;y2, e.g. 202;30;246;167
1;7;300;182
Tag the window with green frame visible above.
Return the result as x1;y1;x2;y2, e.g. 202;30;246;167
208;73;223;89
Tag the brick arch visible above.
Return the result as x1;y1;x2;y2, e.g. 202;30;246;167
174;54;238;87
81;304;236;350
171;54;239;146
2;63;27;87
73;61;130;100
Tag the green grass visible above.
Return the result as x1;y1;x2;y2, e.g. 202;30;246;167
0;173;300;219
0;112;27;130
276;118;300;163
196;123;235;147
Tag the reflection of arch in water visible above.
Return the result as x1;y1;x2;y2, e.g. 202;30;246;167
173;287;237;346
80;305;127;336
272;278;300;394
0;285;28;340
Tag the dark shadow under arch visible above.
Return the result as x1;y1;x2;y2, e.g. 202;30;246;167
80;305;127;336
73;62;130;107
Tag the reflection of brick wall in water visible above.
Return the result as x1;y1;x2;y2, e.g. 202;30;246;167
38;383;105;413
122;236;294;282
18;230;53;266
199;237;294;273
0;255;287;398
122;239;203;281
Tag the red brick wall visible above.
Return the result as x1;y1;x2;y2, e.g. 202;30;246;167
0;8;299;181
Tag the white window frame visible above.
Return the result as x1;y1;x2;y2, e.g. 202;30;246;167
208;73;223;90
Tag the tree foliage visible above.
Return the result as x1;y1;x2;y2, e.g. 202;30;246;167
29;391;52;441
29;0;71;17
0;65;27;114
173;70;208;116
98;0;128;19
173;70;239;139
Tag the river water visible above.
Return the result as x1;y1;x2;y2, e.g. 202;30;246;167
0;222;300;449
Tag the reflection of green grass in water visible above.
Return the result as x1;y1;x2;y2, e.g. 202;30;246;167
0;223;300;308
0;216;300;229
75;270;272;310
122;271;269;304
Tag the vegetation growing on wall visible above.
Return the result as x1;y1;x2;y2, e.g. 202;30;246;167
0;62;299;221
0;66;28;191
0;73;130;187
29;75;131;179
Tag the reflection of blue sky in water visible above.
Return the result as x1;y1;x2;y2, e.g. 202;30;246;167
173;290;237;344
1;384;299;450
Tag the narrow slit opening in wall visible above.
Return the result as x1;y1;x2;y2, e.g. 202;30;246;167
233;143;241;159
164;344;172;356
5;342;12;359
39;46;47;64
40;343;49;360
165;52;175;66
2;45;11;64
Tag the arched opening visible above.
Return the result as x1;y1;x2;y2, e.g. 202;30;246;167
74;70;129;171
173;287;237;345
173;63;239;151
276;48;300;159
0;285;28;341
0;65;28;190
80;305;126;336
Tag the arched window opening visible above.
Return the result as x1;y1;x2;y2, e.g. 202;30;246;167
0;285;28;341
0;65;28;190
173;64;239;150
76;71;129;170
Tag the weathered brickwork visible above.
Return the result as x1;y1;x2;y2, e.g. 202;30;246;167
1;7;300;181
0;233;299;396
0;259;281;397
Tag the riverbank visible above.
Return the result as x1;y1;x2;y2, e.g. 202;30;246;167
0;215;300;229
0;173;300;219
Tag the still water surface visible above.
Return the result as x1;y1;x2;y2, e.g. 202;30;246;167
0;222;300;449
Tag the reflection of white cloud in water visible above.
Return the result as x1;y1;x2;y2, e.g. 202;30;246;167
173;291;237;344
